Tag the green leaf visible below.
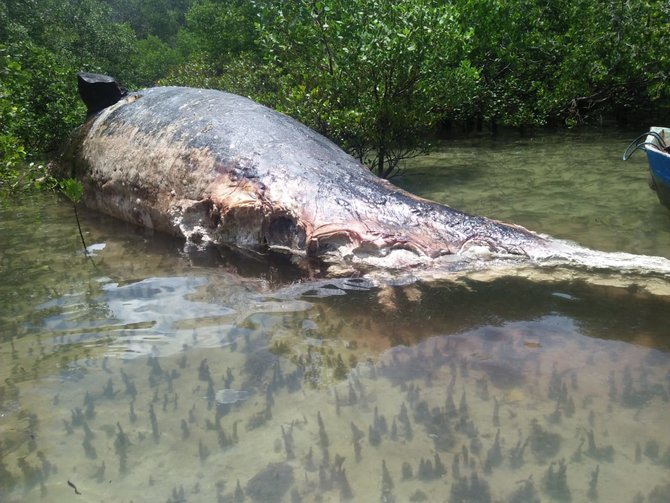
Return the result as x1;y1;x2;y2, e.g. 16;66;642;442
59;178;84;203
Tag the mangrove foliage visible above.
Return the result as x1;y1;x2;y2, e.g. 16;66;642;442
1;0;669;190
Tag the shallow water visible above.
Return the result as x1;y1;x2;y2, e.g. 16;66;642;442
1;131;670;503
397;129;670;258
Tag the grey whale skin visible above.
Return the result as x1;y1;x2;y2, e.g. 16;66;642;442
58;85;669;275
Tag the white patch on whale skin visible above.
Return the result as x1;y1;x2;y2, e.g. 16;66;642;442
524;238;670;276
455;242;498;258
168;200;215;247
267;244;307;257
333;241;430;270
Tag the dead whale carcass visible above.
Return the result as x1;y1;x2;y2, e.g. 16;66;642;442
59;75;670;275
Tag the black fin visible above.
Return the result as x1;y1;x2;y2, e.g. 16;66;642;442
77;72;127;116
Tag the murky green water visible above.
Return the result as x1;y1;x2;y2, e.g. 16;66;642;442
398;130;670;258
1;131;670;503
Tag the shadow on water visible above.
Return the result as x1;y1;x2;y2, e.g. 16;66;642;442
2;130;670;502
383;278;670;350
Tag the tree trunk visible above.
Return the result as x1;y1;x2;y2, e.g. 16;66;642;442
377;145;386;178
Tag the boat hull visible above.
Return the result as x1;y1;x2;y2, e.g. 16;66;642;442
645;146;670;210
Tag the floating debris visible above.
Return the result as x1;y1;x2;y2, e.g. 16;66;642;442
214;389;249;405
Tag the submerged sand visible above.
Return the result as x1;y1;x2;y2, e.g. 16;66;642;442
2;292;670;503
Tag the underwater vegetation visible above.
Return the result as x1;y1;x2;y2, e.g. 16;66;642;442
1;296;670;503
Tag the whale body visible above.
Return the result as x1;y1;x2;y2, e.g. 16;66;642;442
58;85;670;277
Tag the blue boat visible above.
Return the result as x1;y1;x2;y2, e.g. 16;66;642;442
623;126;670;209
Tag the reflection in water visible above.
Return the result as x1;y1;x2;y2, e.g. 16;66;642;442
34;276;237;359
2;130;670;503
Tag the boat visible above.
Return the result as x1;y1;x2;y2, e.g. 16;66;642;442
623;126;670;209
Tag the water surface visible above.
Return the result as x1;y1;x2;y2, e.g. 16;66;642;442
397;130;670;258
1;131;669;502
